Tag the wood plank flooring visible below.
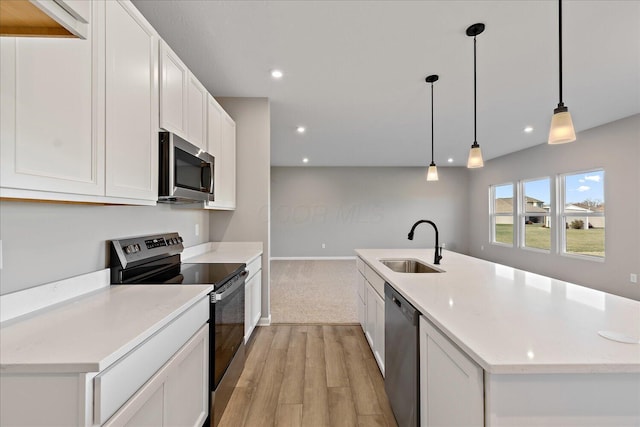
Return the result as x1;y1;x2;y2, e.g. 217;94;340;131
219;325;398;427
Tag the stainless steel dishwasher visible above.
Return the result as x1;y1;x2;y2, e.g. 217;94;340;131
384;282;420;427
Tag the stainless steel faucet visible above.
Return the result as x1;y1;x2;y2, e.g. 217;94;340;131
407;220;442;265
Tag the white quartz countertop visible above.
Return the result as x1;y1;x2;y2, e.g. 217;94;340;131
356;249;640;374
0;284;212;373
183;241;262;264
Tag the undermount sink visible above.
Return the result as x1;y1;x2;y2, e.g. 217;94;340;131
380;259;443;274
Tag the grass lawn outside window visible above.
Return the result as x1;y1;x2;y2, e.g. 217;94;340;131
495;224;604;256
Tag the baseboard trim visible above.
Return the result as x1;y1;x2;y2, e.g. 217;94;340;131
270;256;357;261
258;315;271;326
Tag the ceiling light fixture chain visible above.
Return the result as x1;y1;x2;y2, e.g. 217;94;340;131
466;22;485;168
425;74;439;181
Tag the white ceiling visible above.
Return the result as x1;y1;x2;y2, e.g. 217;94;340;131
132;0;640;167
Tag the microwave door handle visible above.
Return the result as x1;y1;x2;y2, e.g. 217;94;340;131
200;162;209;192
208;162;214;197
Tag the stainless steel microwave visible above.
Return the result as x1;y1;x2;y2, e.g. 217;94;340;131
158;132;214;203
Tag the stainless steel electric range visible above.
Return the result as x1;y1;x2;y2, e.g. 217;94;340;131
110;232;246;427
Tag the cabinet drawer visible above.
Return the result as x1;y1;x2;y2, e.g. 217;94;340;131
94;297;209;425
356;257;365;275
246;255;262;281
364;264;385;298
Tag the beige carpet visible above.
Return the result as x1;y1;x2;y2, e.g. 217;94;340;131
270;259;358;324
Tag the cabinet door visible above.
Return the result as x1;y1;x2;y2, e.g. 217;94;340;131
251;272;262;327
122;386;165;427
357;273;366;332
365;284;377;350
0;2;103;196
104;0;158;201
187;74;207;150
219;112;236;208
419;316;483;427
374;291;385;375
244;272;262;342
164;326;209;427
159;41;188;137
206;96;236;210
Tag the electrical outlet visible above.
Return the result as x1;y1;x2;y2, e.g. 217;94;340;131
480;245;484;251
321;243;326;249
631;273;638;284
195;223;200;236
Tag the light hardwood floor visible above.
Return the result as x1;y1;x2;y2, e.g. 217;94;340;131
219;325;398;427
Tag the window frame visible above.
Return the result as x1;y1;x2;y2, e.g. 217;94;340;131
518;177;552;253
558;169;605;261
489;182;515;247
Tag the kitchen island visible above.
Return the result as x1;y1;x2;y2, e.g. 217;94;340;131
356;248;640;426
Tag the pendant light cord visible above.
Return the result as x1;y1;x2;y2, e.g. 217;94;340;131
430;82;434;163
558;0;563;106
473;35;477;144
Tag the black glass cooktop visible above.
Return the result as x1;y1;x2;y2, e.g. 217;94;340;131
134;262;245;289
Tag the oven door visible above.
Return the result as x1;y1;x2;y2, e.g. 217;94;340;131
212;270;247;389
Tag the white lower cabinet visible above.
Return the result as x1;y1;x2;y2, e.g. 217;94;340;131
356;271;366;331
0;295;209;427
104;324;208;427
419;315;484;427
244;256;262;343
357;257;385;375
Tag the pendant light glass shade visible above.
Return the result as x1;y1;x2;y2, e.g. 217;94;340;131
548;107;576;144
548;0;576;144
466;23;485;169
425;74;439;182
426;163;439;181
467;143;484;168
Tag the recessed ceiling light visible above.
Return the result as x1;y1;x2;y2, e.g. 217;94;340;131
447;158;454;163
271;69;283;79
524;126;534;133
302;157;309;163
296;126;306;134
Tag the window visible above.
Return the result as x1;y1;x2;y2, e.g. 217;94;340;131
520;177;551;251
560;170;605;258
490;183;514;246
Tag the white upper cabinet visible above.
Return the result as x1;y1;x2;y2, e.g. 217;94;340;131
187;74;207;150
206;95;236;210
0;0;91;39
0;0;159;205
160;40;207;151
0;1;103;196
104;0;158;201
159;40;188;138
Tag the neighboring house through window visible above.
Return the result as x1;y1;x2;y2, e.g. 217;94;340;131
520;178;551;251
560;170;605;259
490;183;514;246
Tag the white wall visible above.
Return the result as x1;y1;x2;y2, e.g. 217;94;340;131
209;98;271;320
468;114;640;300
271;166;470;257
0;202;209;295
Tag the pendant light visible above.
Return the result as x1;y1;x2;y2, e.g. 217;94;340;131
548;0;576;144
466;23;485;168
425;74;439;181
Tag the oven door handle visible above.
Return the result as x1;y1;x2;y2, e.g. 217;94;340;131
215;270;248;302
